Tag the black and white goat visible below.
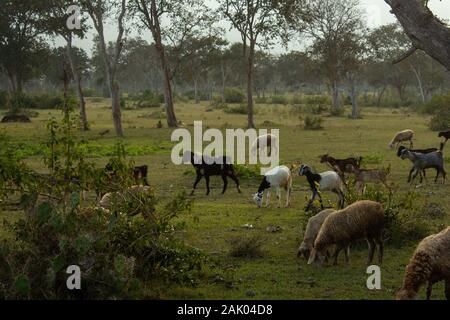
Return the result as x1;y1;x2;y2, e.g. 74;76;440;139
253;165;292;208
299;165;345;211
400;147;446;184
183;151;241;195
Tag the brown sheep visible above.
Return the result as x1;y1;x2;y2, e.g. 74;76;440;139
388;129;414;149
308;200;384;266
396;227;450;300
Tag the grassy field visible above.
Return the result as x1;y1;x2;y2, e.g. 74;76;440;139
1;98;449;300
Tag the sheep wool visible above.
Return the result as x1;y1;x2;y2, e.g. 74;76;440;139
396;227;450;300
309;200;384;265
298;209;336;259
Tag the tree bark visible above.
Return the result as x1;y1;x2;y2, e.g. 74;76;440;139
66;36;89;131
331;80;340;111
111;83;123;136
386;0;450;71
245;42;256;129
409;63;426;103
221;63;226;103
376;86;387;107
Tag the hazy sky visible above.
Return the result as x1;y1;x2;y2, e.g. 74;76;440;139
57;0;450;56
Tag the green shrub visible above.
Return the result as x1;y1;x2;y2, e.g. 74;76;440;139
223;104;248;115
255;96;268;104
303;115;323;130
428;109;450;131
304;95;331;106
224;87;245;104
234;164;261;179
269;95;288;105
420;93;450;115
128;90;163;109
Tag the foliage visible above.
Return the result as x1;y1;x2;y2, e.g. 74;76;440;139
421;93;450;115
223;104;248;115
224;87;245;104
127;90;163;109
303;115;324;130
0;111;205;299
428;109;450;131
234;164;261;179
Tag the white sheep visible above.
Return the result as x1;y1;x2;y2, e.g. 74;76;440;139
388;129;414;149
297;209;336;259
253;165;292;208
308;200;384;266
251;134;278;157
298;164;345;211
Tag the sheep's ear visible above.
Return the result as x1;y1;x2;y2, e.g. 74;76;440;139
307;249;317;265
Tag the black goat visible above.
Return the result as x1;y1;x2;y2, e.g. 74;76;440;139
133;165;149;186
439;131;450;143
396;146;439;158
185;151;241;195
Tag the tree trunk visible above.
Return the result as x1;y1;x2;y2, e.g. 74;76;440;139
376;86;387;107
386;0;450;71
66;38;89;131
331;80;340;111
111;83;123;136
194;78;199;104
350;86;358;119
245;42;256;129
158;48;178;127
409;63;426;103
221;63;226;103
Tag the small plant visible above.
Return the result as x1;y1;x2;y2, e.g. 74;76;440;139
428;110;450;131
228;235;265;258
270;95;288;105
303;115;324;130
224;104;248;115
224;88;245;104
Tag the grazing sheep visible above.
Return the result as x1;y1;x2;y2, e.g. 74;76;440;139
308;200;384;266
396;227;450;300
400;148;446;184
297;209;336;259
251;134;278;157
298;165;345;211
350;166;391;194
389;129;414;149
183;151;241;195
253;165;292;208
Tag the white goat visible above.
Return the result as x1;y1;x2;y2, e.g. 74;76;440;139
251;134;278;157
298;164;345;211
253;165;292;208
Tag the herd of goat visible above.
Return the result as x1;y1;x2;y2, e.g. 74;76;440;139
96;129;450;300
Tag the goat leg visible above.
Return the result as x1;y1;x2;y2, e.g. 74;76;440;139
205;175;211;195
221;175;228;194
191;174;203;195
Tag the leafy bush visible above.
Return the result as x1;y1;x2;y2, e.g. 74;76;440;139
234;164;261;179
303;115;323;130
254;96;268;104
223;104;248;115
269;95;288;105
303;95;331;106
428;109;450;131
228;236;265;258
420;93;450;115
128;90;164;109
224;88;245;104
0;112;205;299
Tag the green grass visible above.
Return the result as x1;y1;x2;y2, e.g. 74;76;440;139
1;99;449;300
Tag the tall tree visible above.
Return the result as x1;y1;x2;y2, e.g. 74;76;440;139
305;0;363;113
41;0;90;130
81;0;127;137
0;0;45;93
220;0;298;128
132;0;216;128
